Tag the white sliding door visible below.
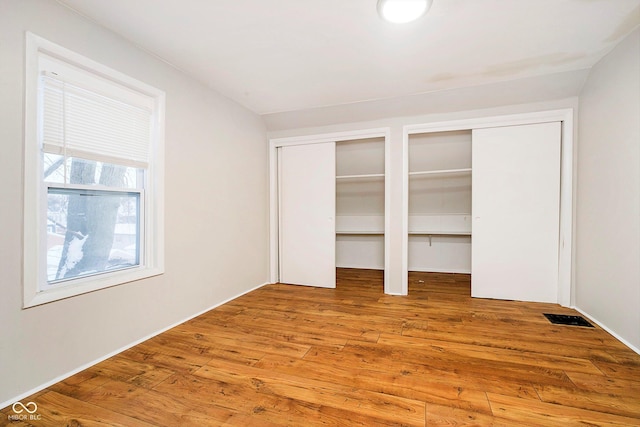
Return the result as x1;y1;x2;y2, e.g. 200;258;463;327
472;122;561;303
279;142;336;288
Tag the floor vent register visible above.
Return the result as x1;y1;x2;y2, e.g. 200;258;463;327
543;313;594;327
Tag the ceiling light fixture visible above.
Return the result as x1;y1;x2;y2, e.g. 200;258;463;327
377;0;433;24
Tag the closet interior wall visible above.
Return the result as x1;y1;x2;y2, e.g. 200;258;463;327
336;137;385;270
408;130;472;274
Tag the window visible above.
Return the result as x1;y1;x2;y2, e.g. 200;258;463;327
24;33;165;307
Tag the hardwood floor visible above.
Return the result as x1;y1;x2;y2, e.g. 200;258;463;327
2;268;640;426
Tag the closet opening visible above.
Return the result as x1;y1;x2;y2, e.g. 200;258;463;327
336;137;386;291
270;128;390;293
407;130;472;294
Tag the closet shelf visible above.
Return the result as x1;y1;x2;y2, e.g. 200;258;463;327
336;173;384;180
336;230;384;235
408;231;471;236
409;168;471;177
409;213;472;217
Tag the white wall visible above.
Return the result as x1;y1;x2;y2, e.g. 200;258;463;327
0;0;268;405
263;71;588;132
576;28;640;351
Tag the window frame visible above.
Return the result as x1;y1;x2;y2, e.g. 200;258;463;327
24;32;165;308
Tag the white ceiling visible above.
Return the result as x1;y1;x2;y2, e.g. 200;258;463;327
57;0;640;116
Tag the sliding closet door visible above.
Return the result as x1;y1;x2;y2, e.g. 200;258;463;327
472;122;561;303
279;142;336;288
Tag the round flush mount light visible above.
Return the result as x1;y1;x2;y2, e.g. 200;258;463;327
377;0;433;24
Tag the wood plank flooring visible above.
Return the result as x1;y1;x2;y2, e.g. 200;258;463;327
2;268;640;426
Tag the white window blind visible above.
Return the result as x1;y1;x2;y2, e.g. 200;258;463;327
41;73;152;168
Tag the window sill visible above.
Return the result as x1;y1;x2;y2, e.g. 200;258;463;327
23;266;163;308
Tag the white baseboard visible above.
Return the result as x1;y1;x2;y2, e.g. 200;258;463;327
573;306;640;356
0;282;270;411
409;268;471;274
336;264;384;270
